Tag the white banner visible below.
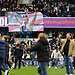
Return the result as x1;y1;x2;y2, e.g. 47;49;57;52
7;12;43;25
0;17;7;27
7;12;44;31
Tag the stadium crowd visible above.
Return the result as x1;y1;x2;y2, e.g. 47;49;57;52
0;0;75;75
0;0;75;16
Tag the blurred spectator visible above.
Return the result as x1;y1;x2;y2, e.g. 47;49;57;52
14;43;23;69
14;4;21;11
50;47;62;69
0;35;9;75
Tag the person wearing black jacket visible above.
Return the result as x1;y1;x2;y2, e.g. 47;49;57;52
14;43;23;69
31;33;49;75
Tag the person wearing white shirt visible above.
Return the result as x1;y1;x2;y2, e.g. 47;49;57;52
51;47;61;69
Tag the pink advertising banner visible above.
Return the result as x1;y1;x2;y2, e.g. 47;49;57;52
44;17;75;28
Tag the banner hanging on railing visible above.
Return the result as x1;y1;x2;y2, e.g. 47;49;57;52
7;12;44;32
7;12;43;25
1;12;75;32
44;17;75;28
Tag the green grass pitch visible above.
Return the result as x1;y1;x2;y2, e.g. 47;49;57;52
2;66;75;75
